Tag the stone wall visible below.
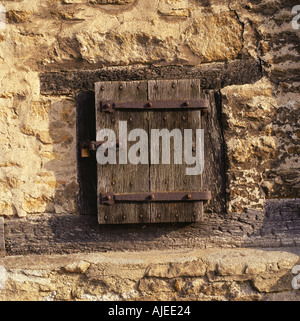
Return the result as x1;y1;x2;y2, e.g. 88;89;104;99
0;0;299;301
1;248;300;301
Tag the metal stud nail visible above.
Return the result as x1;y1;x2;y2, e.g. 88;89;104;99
104;216;108;220
119;84;123;90
100;86;105;91
187;194;192;200
184;101;190;107
107;195;111;201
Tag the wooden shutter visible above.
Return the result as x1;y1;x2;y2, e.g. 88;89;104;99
94;79;211;224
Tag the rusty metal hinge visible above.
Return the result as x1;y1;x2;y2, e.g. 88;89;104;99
100;191;211;205
100;99;209;113
81;140;120;158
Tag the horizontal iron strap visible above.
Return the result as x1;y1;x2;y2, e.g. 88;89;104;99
100;99;209;112
100;191;211;205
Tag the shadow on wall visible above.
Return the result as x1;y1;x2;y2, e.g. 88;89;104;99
35;96;79;216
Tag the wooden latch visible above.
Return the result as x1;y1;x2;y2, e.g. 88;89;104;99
81;140;120;158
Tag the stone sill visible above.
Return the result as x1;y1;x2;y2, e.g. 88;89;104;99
0;247;300;301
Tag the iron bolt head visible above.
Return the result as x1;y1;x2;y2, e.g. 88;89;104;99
187;194;192;200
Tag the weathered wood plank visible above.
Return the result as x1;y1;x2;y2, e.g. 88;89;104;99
76;91;97;215
4;198;300;255
148;79;204;223
202;90;227;214
96;81;151;224
40;59;263;95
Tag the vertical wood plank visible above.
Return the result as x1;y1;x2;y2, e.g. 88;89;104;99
202;90;226;214
76;91;97;215
96;81;150;224
148;79;204;223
